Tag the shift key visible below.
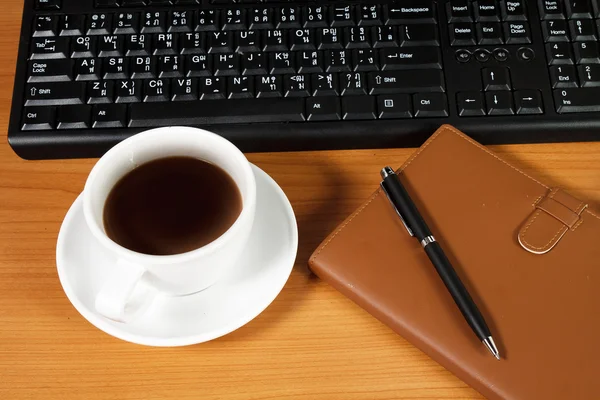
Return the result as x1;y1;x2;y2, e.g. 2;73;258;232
368;70;445;94
25;82;86;106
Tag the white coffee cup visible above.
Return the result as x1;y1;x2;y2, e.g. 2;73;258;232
84;127;256;323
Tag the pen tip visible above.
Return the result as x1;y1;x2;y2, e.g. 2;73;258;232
483;336;501;360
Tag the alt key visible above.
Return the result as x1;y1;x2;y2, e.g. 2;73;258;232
377;95;412;119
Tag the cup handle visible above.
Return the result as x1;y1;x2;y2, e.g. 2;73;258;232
95;259;155;323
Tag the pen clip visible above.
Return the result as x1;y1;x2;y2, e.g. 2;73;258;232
380;182;414;237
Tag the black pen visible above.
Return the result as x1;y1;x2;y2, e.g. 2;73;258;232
380;166;500;360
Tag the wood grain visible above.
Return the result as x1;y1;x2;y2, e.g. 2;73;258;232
1;2;600;399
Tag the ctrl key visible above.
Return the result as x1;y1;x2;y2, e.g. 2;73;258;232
22;107;55;130
414;93;448;118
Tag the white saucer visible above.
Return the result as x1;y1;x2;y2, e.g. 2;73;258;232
56;164;298;347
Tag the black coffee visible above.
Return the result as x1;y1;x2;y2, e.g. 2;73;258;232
103;156;242;256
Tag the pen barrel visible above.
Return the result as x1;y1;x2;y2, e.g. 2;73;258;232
380;174;432;240
424;242;492;341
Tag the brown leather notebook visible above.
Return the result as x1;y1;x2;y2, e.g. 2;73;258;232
309;125;600;400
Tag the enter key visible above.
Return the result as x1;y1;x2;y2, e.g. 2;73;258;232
380;48;442;70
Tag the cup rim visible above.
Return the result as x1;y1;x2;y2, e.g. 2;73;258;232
82;126;256;265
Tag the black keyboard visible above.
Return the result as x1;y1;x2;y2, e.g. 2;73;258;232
9;0;600;159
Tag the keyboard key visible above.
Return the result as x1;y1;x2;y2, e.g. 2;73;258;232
154;33;179;55
115;12;140;34
255;75;283;98
344;27;370;49
330;5;355;27
380;48;442;70
565;0;593;19
21;107;56;130
251;8;275;29
186;54;212;77
549;65;579;87
197;10;219;32
31;37;70;59
277;6;301;29
158;55;183;78
449;23;476;46
171;77;198;101
342;96;376;119
377;94;412;118
297;51;323;73
25;82;85;106
446;0;473;23
269;51;295;74
514;90;544;114
125;34;149;56
303;6;327;28
457;91;485;116
400;24;439;46
546;42;574;64
236;31;261;52
474;48;491;62
352;49;378;71
476;22;503;44
485;90;514;115
573;41;600;64
242;52;267;75
385;1;436;24
92;103;127;128
103;57;129;79
180;32;205;54
340;71;367;95
325;50;351;72
59;15;85;36
578;64;600;86
129;98;306;126
311;73;339;96
501;0;527;21
291;29;316;51
482;67;511;90
200;76;226;99
306;97;342;121
74;57;102;81
142;12;167;33
169;10;193;32
98;35;124;57
284;74;311;97
87;13;112;35
214;53;240;76
228;76;254;99
413;92;448;117
264;29;288;51
538;0;565;20
56;105;91;129
115;79;142;103
87;80;114;103
36;0;61;10
34;16;58;37
474;0;500;21
542;20;570;42
208;31;234;53
131;56;157;79
554;87;600;112
222;8;247;31
357;4;382;26
570;19;597;41
503;22;531;44
28;60;73;82
372;26;398;48
368;70;444;94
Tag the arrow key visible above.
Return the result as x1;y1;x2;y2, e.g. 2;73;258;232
457;91;485;116
482;67;511;90
514;90;543;115
485;90;514;115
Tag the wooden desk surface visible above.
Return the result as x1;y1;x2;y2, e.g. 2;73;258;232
1;2;599;399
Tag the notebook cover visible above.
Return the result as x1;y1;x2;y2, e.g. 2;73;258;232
309;125;600;400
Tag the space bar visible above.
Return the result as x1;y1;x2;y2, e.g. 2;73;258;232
129;99;306;127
